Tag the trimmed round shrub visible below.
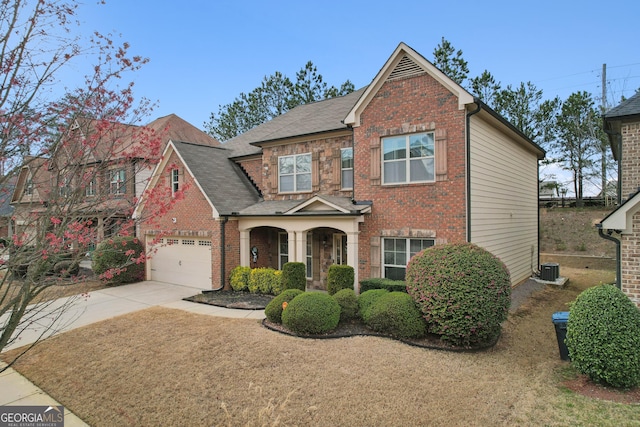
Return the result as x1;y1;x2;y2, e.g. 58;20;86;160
358;289;389;322
566;284;640;388
406;243;511;346
332;288;359;322
230;266;251;292
265;289;303;323
92;236;145;284
248;268;280;294
281;292;341;335
360;277;407;293
327;264;354;295
282;262;306;291
53;260;80;277
364;292;426;339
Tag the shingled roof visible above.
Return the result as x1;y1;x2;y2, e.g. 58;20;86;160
604;91;640;119
222;87;366;157
171;141;260;215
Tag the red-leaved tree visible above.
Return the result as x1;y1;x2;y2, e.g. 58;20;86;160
0;0;185;368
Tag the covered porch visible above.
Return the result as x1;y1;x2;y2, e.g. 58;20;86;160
235;196;370;292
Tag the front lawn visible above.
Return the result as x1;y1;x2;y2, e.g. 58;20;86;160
3;267;639;426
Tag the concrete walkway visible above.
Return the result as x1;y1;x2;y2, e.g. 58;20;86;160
0;281;265;426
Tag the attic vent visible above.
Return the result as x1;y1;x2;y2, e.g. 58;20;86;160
387;55;426;81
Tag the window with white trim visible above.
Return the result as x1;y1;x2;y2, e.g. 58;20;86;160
278;232;289;269
279;153;311;193
382;132;435;184
334;234;347;265
109;169;126;195
85;177;96;197
182;239;195;245
59;175;71;198
25;175;34;196
306;232;313;279
383;238;434;280
341;148;353;189
171;169;179;195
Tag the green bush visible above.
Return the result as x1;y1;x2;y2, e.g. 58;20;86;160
271;270;284;295
358;289;389;322
247;268;281;294
230;266;251;292
265;289;304;323
360;277;407;293
281;292;341;335
566;284;640;388
52;260;80;277
364;292;426;339
406;243;511;346
327;264;354;295
281;262;306;291
92;236;145;284
332;288;359;322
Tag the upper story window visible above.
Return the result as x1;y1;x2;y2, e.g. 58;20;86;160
24;175;34;196
341;148;353;189
85;177;96;197
171;169;180;195
59;175;71;198
109;169;126;195
382;132;435;184
279;153;311;193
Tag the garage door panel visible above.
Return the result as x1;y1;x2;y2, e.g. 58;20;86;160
148;237;212;288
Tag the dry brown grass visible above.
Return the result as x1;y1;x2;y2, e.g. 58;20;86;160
4;266;639;426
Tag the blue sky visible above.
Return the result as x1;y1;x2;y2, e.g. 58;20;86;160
76;0;640;129
68;1;639;194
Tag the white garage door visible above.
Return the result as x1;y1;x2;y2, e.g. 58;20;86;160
148;237;212;288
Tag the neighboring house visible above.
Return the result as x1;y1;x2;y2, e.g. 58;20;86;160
10;114;218;247
599;91;640;306
136;42;545;292
0;176;16;240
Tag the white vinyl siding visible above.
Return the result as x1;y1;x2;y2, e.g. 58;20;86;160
469;115;540;285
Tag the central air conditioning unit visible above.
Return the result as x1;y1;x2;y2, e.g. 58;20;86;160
540;263;560;281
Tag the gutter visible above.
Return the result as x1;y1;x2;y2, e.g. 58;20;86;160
597;224;622;289
465;98;482;242
214;216;229;291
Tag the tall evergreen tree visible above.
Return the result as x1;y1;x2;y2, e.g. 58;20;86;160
552;91;602;206
205;62;354;141
432;37;469;86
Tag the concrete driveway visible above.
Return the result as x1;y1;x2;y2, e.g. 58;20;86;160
2;280;266;352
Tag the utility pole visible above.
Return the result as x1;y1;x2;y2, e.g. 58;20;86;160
601;64;608;205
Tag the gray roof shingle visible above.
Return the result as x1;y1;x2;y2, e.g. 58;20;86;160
605;91;640;119
172;141;260;215
222;87;366;157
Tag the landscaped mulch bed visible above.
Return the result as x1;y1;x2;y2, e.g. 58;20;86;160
185;290;497;351
184;290;274;310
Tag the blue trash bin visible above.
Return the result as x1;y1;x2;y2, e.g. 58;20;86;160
552;311;570;361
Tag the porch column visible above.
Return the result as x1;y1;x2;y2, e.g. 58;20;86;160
295;231;307;265
239;229;251;267
346;231;360;293
288;231;296;265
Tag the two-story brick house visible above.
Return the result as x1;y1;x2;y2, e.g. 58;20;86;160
136;43;544;292
599;91;640;306
10;114;219;247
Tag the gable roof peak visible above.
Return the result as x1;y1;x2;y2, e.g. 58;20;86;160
343;42;474;127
